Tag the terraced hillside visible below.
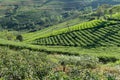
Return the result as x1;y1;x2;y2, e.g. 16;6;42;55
31;19;120;47
0;1;120;80
1;38;120;80
23;20;104;42
111;13;120;20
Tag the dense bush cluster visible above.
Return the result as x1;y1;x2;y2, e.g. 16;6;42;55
0;47;119;80
0;48;53;80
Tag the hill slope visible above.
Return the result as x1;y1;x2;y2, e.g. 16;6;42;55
25;11;120;47
23;20;103;42
31;21;120;47
0;0;120;31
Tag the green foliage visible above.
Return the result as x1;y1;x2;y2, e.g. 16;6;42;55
23;17;88;42
1;39;120;59
98;56;119;64
107;75;116;80
0;0;119;31
0;1;120;80
0;45;120;79
111;13;120;20
96;4;111;17
109;6;120;14
0;47;52;80
30;20;105;43
32;20;120;47
0;30;17;40
16;35;23;41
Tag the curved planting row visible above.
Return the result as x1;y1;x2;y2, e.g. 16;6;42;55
26;20;106;42
32;21;120;47
110;13;120;20
46;20;105;37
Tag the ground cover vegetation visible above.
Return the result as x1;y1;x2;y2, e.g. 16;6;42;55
0;1;120;80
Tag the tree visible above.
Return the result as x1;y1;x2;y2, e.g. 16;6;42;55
84;6;93;14
16;35;23;41
96;4;111;18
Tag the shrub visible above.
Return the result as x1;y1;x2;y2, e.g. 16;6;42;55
98;56;118;64
16;35;23;41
